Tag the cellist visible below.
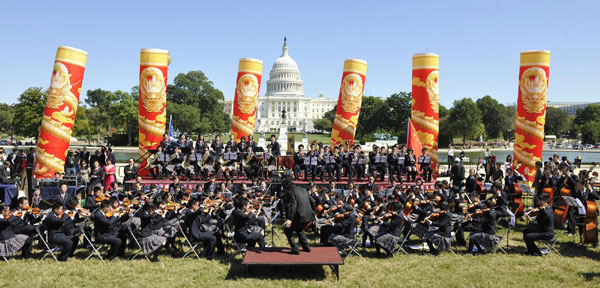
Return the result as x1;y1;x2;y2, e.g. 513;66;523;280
574;178;599;247
556;165;577;236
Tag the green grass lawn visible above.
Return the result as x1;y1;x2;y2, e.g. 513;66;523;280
2;219;600;287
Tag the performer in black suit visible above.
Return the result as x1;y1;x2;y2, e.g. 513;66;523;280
270;135;281;156
43;202;80;261
293;145;307;180
185;198;224;260
575;178;599;247
93;200;123;260
523;195;554;256
123;158;138;192
8;197;40;258
54;183;71;207
282;177;316;254
232;198;265;247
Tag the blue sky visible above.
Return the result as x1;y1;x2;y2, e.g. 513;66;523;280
1;0;598;107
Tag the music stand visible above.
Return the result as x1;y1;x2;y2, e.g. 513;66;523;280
268;211;281;247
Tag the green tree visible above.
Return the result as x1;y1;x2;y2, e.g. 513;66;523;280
314;118;332;132
109;90;139;145
439;104;448;119
167;71;229;133
0;103;15;135
544;106;572;137
386;92;412;138
355;96;388;140
438;115;452;147
476;95;509;139
323;105;336;124
449;98;484;143
580;121;600;144
166;101;201;135
73;105;92;142
14;87;47;137
85;88;119;139
574;104;600;126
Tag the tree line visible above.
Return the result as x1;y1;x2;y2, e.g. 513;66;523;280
1;71;598;146
1;71;231;145
315;94;600;146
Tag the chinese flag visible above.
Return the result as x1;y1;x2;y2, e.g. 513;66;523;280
407;119;423;161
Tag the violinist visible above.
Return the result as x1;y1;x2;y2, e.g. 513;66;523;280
139;202;177;262
361;196;386;248
523;195;554;256
9;197;40;258
232;198;265;248
424;201;452;255
488;182;511;221
93;200;124;260
327;205;356;252
43;202;81;261
0;204;29;259
387;145;402;183
468;202;500;255
185;198;224;260
574;178;599;247
375;202;404;257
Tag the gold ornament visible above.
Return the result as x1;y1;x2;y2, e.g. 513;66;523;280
46;62;73;109
426;70;439;114
520;67;548;114
341;73;363;114
140;67;166;113
236;74;259;114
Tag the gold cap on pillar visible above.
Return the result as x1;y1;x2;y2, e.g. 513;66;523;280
343;59;367;75
55;46;87;67
238;58;263;74
412;53;439;69
140;48;169;66
520;50;550;67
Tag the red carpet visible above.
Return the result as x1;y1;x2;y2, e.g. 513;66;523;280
242;247;343;265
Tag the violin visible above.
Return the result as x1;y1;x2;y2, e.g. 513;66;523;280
423;210;446;223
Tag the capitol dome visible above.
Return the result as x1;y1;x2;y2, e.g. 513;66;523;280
265;38;304;96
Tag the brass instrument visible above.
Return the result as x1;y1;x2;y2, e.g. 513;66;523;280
200;152;210;168
262;152;271;167
182;154;191;169
244;152;254;166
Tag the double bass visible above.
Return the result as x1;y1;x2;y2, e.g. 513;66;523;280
583;199;598;245
553;187;572;225
512;183;524;217
542;187;555;206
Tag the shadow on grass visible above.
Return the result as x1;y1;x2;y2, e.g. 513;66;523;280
224;258;327;281
579;272;600;281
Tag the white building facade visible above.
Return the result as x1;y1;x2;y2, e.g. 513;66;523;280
223;39;337;133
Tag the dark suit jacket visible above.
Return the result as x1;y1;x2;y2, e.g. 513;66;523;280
93;210;118;237
284;186;315;223
124;164;138;181
54;193;71;207
270;141;281;156
43;213;70;239
536;206;554;235
0;217;16;241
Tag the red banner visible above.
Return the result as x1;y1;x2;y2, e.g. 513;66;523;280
231;58;263;141
138;49;169;160
411;53;439;174
34;46;87;178
513;51;550;184
330;59;367;147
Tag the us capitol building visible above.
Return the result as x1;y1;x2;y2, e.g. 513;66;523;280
223;38;337;133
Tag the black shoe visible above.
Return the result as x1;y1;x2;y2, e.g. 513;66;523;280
302;247;311;253
290;249;300;255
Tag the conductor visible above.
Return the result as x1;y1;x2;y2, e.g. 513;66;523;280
282;176;316;254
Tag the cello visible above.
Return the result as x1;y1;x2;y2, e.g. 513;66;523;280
583;199;598;245
512;183;524;217
553;187;571;225
542;187;555;207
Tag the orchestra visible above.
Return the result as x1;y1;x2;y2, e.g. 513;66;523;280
0;136;598;263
